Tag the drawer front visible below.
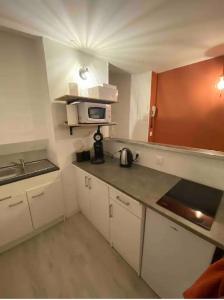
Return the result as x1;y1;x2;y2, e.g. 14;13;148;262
0;187;22;200
0;193;33;247
109;186;142;218
0;171;61;197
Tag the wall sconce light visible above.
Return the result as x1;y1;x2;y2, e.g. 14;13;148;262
217;76;224;91
217;59;224;92
79;67;89;80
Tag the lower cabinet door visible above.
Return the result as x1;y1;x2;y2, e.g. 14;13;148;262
110;199;142;272
27;179;64;229
76;168;91;220
142;208;215;298
0;193;33;247
89;175;110;241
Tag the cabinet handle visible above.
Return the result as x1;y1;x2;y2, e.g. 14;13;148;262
116;195;130;206
170;225;178;231
88;177;91;190
0;196;12;202
8;200;23;208
84;176;88;187
32;192;44;199
109;204;113;218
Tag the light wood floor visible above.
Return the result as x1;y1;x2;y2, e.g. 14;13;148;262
0;212;157;298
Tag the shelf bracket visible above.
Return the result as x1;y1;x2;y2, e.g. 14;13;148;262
69;125;101;136
66;123;116;135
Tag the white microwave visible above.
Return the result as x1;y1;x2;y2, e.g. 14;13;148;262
77;102;111;124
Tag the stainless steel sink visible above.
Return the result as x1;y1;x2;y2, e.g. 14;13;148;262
0;166;23;180
0;159;58;185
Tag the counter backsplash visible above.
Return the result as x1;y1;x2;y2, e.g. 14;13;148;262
104;138;224;191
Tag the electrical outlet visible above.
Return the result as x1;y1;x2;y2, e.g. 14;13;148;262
135;152;140;161
156;155;164;166
132;151;140;161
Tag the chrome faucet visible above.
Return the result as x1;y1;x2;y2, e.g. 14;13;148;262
11;159;25;172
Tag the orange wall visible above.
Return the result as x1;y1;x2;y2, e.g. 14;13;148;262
149;56;224;151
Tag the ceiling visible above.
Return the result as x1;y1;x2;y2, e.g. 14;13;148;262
0;0;224;73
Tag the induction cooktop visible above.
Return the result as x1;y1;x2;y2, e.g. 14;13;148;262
157;179;223;230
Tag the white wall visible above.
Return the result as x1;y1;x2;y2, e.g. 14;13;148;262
129;72;151;142
0;30;49;144
109;72;131;139
42;38;109;216
0;30;110;216
109;70;151;142
104;139;224;191
0;30;109;217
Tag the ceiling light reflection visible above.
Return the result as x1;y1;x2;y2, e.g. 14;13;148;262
195;210;203;219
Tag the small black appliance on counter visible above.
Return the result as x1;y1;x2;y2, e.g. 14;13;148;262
91;126;105;164
119;148;133;168
76;151;90;162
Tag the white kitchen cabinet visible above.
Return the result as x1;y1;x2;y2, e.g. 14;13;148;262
75;167;110;241
76;169;143;271
89;175;110;241
76;168;91;220
109;187;143;272
142;208;216;298
27;178;64;229
0;193;33;247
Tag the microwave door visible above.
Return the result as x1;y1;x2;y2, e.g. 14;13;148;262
88;107;106;123
77;103;111;123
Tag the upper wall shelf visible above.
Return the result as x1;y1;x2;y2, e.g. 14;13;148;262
54;95;116;105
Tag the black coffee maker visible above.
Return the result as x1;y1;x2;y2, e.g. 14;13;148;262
91;126;105;164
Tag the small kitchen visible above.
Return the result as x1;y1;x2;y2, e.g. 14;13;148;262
0;1;224;299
